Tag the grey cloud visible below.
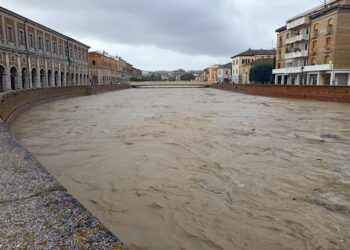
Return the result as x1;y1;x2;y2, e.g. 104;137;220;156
0;0;318;69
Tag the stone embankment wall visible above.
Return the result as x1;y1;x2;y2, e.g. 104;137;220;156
0;85;130;249
212;84;350;103
0;84;130;126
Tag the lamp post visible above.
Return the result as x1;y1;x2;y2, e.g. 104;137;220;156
301;66;305;85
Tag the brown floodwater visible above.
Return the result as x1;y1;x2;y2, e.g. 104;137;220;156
11;88;350;250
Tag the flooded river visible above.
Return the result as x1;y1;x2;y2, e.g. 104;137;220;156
11;88;350;250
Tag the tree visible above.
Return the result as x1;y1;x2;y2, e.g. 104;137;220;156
249;63;273;84
180;73;195;81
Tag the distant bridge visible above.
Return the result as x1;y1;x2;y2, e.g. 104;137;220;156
130;82;212;89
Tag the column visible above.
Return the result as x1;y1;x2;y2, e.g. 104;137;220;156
317;72;322;86
17;55;22;89
287;75;292;85
15;74;22;90
330;71;335;86
58;64;61;87
348;74;350;86
296;75;301;85
36;58;41;88
28;58;32;89
306;74;310;86
281;74;285;85
44;59;48;87
274;74;278;85
4;53;11;91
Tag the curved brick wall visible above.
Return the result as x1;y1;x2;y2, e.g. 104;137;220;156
212;84;350;103
0;84;130;125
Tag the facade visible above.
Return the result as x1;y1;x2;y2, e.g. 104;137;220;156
207;65;219;82
273;0;350;86
217;63;232;83
231;49;276;84
89;51;121;85
0;7;90;93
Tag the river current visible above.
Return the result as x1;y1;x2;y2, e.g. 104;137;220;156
11;88;350;250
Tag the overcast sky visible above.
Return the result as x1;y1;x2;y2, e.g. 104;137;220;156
0;0;319;71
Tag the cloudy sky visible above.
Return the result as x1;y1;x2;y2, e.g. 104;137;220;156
1;0;318;71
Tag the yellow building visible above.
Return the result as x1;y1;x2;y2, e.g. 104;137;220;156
89;51;120;85
0;7;89;93
273;0;350;86
231;49;275;84
207;65;219;83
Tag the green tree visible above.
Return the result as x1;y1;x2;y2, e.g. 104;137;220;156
249;63;273;84
180;73;195;81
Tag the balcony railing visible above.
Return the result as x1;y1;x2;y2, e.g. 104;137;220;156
287;17;310;29
286;34;309;44
273;64;333;74
312;30;319;38
324;47;331;53
285;50;308;59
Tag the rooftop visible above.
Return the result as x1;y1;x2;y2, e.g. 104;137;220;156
231;49;276;59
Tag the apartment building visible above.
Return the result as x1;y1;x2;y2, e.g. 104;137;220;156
89;51;121;85
231;49;276;84
0;7;90;93
273;0;350;86
217;63;232;83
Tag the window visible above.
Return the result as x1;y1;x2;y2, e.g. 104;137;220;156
326;37;332;48
313;23;319;37
311;57;316;65
59;44;63;55
7;25;14;42
46;39;50;52
19;29;25;45
53;41;57;53
38;37;43;50
92;60;96;65
324;55;331;64
328;18;334;27
312;40;318;51
29;33;35;48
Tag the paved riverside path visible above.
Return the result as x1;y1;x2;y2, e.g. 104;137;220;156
0;122;125;249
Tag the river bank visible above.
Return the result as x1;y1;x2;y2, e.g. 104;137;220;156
0;85;129;249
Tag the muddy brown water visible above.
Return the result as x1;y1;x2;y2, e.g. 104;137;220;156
11;88;350;250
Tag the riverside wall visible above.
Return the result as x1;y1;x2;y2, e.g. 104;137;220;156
211;84;350;103
0;85;130;249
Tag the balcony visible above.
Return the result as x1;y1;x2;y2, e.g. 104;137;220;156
326;26;334;35
285;50;308;59
324;47;331;53
286;34;309;44
287;17;310;29
273;64;333;74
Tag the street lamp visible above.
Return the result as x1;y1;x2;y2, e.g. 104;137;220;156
301;66;305;85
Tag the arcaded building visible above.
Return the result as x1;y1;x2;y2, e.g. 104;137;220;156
0;7;90;93
273;0;350;86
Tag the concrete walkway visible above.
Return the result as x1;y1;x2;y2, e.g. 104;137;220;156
0;122;125;249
